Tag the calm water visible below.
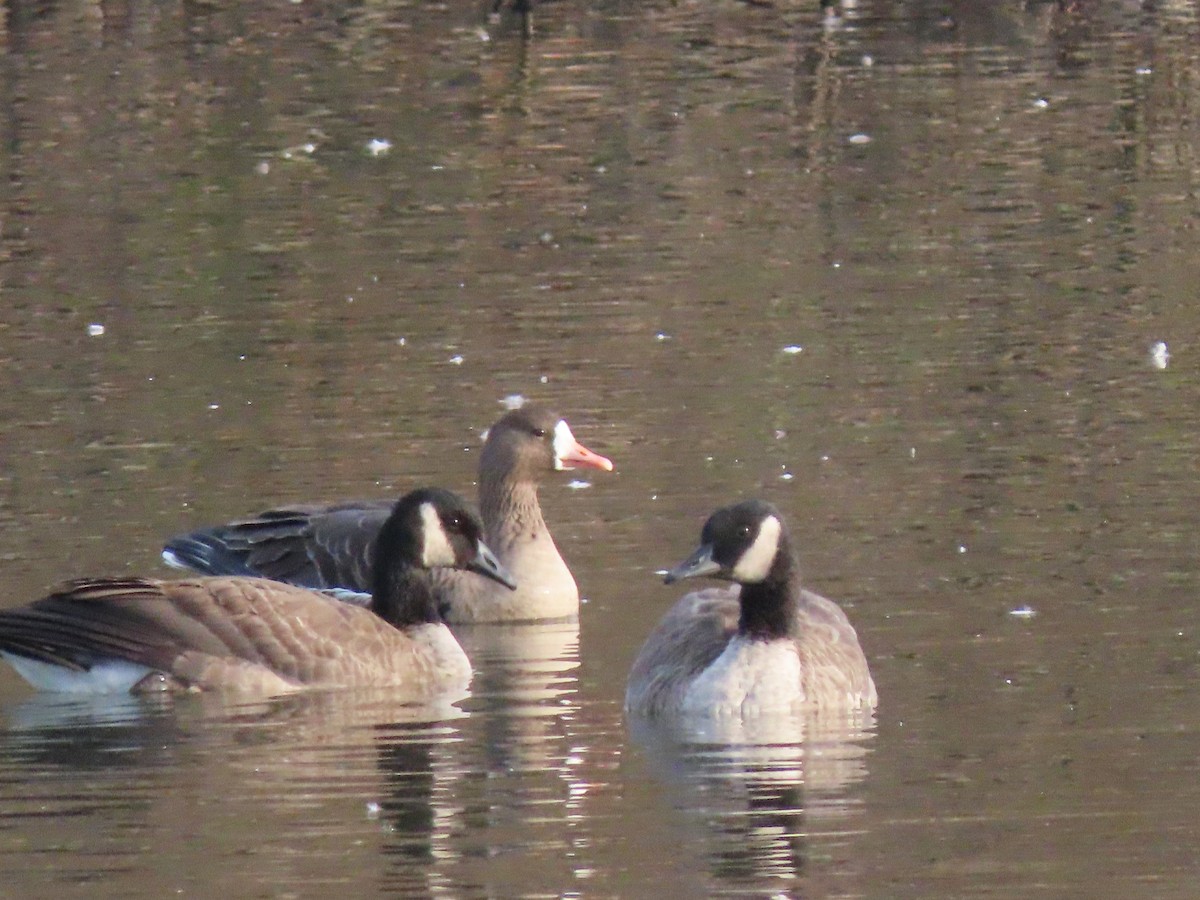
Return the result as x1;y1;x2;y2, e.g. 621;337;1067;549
1;0;1199;896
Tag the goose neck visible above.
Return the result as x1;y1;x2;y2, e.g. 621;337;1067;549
371;567;440;628
737;552;801;640
478;475;545;536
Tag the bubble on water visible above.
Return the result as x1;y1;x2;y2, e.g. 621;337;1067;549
1150;341;1169;370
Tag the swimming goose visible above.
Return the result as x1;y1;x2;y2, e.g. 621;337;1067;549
162;405;613;623
625;500;877;717
0;488;516;696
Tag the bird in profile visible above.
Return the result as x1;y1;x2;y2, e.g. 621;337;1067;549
0;488;515;697
161;404;613;623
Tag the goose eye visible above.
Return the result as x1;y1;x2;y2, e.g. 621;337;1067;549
532;427;547;438
738;524;752;538
446;514;463;531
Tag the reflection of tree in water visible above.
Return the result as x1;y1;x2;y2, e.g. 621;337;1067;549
630;710;874;892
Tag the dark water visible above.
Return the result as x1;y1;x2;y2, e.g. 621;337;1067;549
1;0;1199;896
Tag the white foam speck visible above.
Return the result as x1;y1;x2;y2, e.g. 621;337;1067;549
566;480;592;490
1150;341;1169;370
501;394;526;410
87;323;105;336
848;133;871;144
1009;606;1036;618
782;345;803;354
365;138;392;157
448;355;464;365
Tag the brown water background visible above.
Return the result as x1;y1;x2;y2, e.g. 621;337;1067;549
0;1;1198;896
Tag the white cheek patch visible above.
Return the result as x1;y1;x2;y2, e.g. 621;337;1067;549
731;515;781;583
552;420;575;470
419;502;457;568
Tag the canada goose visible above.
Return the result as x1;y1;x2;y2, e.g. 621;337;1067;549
162;405;613;623
625;500;877;717
0;488;516;696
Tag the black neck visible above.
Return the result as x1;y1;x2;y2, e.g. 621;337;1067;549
371;565;441;628
369;515;441;628
737;549;801;641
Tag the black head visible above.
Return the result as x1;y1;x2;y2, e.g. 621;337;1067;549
480;404;613;480
376;487;517;590
664;500;788;586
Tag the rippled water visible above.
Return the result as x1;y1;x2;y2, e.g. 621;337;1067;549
1;0;1199;896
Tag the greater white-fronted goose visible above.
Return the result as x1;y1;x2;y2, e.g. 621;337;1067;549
625;500;877;717
0;488;516;696
162;405;613;623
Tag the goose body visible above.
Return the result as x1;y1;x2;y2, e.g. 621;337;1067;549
625;500;876;717
162;405;612;623
0;489;516;696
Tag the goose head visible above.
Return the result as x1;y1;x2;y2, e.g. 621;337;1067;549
479;405;613;483
372;488;517;601
664;499;788;586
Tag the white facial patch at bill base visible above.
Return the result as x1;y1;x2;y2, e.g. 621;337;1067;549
731;515;782;583
419;502;458;568
552;419;576;470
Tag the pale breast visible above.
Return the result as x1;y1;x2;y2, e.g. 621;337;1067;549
680;636;805;717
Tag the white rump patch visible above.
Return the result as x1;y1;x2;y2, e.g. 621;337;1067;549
552;420;575;470
161;548;186;570
2;654;157;694
731;515;781;583
419;502;457;568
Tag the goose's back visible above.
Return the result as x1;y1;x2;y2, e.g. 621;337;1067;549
790;588;877;709
0;576;470;696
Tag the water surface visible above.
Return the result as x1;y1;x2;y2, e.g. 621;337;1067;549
1;0;1199;896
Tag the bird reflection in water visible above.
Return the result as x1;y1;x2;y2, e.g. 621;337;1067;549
627;707;875;890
